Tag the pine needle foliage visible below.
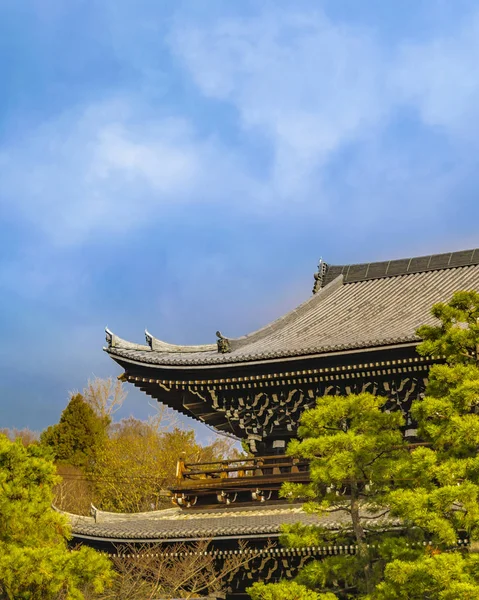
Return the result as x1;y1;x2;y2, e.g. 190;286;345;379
40;394;109;469
252;290;479;599
278;392;413;597
376;290;479;598
0;435;112;599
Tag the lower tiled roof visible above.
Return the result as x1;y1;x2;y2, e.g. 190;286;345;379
69;504;397;542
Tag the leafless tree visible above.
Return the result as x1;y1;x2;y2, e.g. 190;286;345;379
0;427;39;446
82;376;127;420
93;539;267;600
52;464;93;515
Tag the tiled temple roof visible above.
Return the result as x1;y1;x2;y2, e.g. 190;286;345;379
69;504;397;543
319;248;479;288
105;249;479;368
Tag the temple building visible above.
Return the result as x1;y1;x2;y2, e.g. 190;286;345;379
69;248;479;597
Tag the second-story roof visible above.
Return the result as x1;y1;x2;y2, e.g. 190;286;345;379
105;248;479;369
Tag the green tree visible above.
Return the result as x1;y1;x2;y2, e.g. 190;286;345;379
252;290;479;599
386;363;479;547
248;580;337;600
379;291;479;596
373;552;479;600
278;393;412;597
41;393;109;469
416;290;479;365
0;434;112;599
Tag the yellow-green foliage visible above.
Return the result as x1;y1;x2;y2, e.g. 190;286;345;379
0;434;113;599
373;553;479;600
386;366;479;547
279;392;412;597
248;580;337;600
255;291;479;599
416;290;479;364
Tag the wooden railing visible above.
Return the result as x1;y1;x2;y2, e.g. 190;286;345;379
176;454;309;484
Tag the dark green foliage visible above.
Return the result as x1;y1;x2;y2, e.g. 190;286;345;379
40;393;109;469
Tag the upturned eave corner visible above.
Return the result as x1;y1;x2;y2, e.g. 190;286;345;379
103;326;150;353
104;326;113;350
102;248;479;368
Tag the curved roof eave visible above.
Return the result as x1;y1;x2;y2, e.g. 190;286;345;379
102;249;479;370
104;275;344;361
105;338;420;371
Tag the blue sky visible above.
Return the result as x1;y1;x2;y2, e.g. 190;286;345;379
2;0;479;436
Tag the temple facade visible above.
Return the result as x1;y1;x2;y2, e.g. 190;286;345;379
104;248;479;455
69;248;479;598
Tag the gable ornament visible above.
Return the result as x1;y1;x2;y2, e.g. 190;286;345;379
216;331;231;354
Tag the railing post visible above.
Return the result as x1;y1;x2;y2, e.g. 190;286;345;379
176;452;187;484
254;457;264;477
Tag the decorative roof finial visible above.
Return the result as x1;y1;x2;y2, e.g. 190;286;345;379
145;329;153;349
312;258;329;294
105;327;113;348
216;331;231;354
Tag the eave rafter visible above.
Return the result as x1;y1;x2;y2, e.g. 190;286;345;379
121;354;435;391
126;351;432;442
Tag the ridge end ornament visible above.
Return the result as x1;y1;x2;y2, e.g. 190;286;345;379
216;331;231;354
105;327;114;348
312;258;329;294
145;329;153;349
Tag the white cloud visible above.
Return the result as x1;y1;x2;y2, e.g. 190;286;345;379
4;3;479;254
166;4;479;234
0;99;255;246
169;9;389;196
394;13;479;137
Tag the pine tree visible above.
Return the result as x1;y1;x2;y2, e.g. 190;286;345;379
379;290;479;598
41;393;109;469
276;393;415;598
248;580;336;600
250;290;479;599
0;434;112;599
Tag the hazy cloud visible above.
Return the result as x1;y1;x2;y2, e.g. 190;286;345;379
1;101;252;246
170;9;388;197
395;12;479;138
3;1;479;431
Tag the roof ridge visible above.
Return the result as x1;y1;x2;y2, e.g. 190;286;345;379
317;248;479;289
